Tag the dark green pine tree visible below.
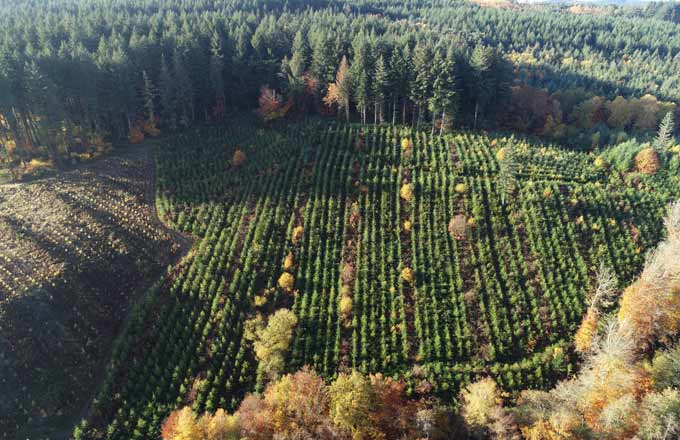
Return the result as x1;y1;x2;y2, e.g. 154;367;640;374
410;43;433;128
469;44;495;130
173;50;193;127
372;54;388;124
428;51;457;135
356;70;369;125
159;54;177;131
310;31;336;96
289;29;309;80
350;32;372;124
209;31;226;117
141;70;157;127
389;44;412;124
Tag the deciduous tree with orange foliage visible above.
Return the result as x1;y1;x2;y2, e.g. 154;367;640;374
258;86;293;122
323;55;351;121
513;201;680;440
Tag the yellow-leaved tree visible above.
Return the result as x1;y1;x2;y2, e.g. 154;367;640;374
248;308;298;381
328;371;375;438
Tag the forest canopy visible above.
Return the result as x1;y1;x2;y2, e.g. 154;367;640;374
1;0;679;180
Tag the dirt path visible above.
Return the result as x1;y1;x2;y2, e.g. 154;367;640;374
144;146;194;254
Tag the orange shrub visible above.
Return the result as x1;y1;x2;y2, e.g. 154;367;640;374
635;148;660;175
232;149;247;167
129;127;145;144
401;267;414;284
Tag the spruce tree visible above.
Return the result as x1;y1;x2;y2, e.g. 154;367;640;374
141;70;157;128
323;55;351;121
372;54;388;124
350;33;372;124
159;54;177;131
209;31;226;117
410;44;433;128
655;111;675;151
428;51;457;135
173;50;193;127
469;44;495;130
389;44;412;124
311;32;336;96
290;30;309;79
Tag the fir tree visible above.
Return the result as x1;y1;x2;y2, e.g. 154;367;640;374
311;32;336;95
209;31;226;116
142;70;157;128
323;55;351;121
350;33;372;124
372;54;388;123
389;44;412;124
410;44;432;128
428;51;457;135
655;111;675;151
469;44;495;130
159;54;177;131
173;50;193;127
290;30;309;79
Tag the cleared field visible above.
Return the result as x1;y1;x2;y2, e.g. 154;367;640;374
80;119;673;439
0;150;181;439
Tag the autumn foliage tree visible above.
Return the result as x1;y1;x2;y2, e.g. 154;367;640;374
514;201;680;439
161;407;239;440
258;86;292;122
163;368;448;440
323;55;351;121
245;308;298;381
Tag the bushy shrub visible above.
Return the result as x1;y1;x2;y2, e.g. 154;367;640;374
292;226;304;245
635;147;660;175
448;215;467;240
283;252;294;271
232;149;247;167
278;272;295;292
401;267;414;284
400;183;414;202
339;296;353;321
601;140;644;172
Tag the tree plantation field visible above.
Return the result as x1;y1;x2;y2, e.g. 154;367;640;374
78;118;676;439
0;150;182;439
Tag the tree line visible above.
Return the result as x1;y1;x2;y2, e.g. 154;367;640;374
0;0;678;175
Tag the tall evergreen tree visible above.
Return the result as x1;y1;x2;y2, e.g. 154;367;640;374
389;44;412;124
209;31;226;117
428;51;457;135
173;50;193;127
372;54;388;124
323;55;351;121
310;32;336;96
142;70;157;128
350;33;372;124
410;44;433;128
469;44;495;130
159;54;177;131
655;111;675;151
290;30;309;80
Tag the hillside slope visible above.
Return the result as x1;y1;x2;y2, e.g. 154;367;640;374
79;118;676;439
0;150;181;439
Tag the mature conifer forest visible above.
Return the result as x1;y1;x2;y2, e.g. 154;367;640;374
1;0;679;439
